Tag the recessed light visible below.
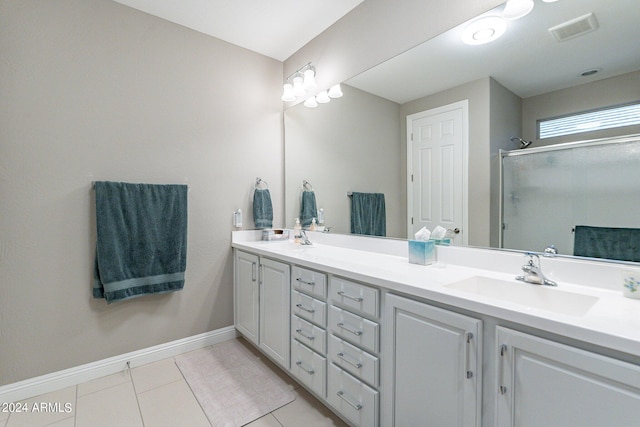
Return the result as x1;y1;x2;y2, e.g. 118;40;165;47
461;16;507;45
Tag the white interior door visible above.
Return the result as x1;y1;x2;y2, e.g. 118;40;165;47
407;100;468;245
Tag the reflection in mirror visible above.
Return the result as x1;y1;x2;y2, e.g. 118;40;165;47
284;0;640;261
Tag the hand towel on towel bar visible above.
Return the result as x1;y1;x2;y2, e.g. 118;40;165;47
350;192;386;237
253;188;273;229
300;190;317;228
93;181;188;303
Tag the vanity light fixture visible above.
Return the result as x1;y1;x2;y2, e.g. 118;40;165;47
282;62;316;101
328;84;343;98
316;90;331;104
303;96;318;108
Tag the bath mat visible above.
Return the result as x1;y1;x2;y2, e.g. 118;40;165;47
175;338;295;426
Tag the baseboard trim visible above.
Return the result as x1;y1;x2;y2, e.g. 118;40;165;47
0;326;238;403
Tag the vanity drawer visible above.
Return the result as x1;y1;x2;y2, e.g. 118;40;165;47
328;306;379;354
329;334;379;387
292;266;327;299
330;277;379;318
292;314;327;355
292;290;327;327
328;363;378;427
291;339;326;398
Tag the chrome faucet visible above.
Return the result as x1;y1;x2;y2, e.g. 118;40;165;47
516;253;557;286
295;230;313;245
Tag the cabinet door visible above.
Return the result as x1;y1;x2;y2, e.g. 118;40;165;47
234;250;259;345
496;327;640;427
383;294;482;427
259;257;291;369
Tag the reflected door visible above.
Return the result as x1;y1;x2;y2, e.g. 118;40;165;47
407;100;468;244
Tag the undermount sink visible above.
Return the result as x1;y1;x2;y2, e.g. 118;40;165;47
445;276;599;317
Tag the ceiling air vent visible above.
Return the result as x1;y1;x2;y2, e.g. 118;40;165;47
548;12;599;42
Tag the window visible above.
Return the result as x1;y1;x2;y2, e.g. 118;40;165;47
538;102;640;139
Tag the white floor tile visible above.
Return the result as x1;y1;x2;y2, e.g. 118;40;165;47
137;379;210;427
131;358;184;394
77;369;131;397
75;381;143;427
271;388;347;427
5;386;76;427
244;413;283;427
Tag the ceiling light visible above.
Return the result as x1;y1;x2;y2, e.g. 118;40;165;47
304;96;318;108
461;16;507;45
502;0;534;20
328;84;343;98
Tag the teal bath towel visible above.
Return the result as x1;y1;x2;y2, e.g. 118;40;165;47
573;225;640;262
93;181;188;303
350;192;386;237
253;188;273;229
300;190;318;228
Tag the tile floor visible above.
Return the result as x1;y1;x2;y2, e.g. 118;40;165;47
1;338;348;427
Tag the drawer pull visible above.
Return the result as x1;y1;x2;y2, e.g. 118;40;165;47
498;344;508;395
295;303;316;314
337;322;363;336
296;277;316;286
337;352;363;369
295;328;315;341
296;361;315;375
336;390;362;410
337;290;363;302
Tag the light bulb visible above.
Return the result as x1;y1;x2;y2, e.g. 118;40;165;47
292;75;305;97
328;84;343;98
502;0;534;20
281;83;295;102
303;69;317;91
304;96;318;108
316;90;330;103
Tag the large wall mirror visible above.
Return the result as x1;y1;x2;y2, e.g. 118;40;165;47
284;0;640;262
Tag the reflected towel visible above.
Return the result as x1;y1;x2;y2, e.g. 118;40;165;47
93;181;188;304
573;225;640;262
253;188;273;229
350;192;386;237
300;190;318;228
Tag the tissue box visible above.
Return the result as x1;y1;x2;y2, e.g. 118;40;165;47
262;229;290;241
430;238;451;246
408;240;436;265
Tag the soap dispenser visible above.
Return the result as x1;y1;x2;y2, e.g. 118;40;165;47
293;218;301;243
310;218;317;231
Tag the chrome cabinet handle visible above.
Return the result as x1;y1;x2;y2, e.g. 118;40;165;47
295;328;315;341
337;352;363;369
336;391;362;410
337;322;363;336
498;344;508;395
296;361;315;375
465;332;473;379
337;291;363;302
295;303;316;314
296;277;315;286
251;262;257;282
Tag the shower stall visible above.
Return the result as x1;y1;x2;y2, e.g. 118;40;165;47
500;134;640;260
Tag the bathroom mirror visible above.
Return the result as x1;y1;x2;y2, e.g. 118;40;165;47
284;0;640;261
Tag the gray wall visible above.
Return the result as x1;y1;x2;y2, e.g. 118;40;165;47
522;71;640;145
285;85;402;237
0;0;283;385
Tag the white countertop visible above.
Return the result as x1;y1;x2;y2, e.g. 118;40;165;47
232;231;640;359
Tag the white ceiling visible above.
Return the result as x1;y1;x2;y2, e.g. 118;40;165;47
347;0;640;102
111;0;365;61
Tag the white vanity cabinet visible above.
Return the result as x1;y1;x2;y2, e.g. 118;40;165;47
290;266;329;398
234;250;290;369
496;327;640;427
327;277;380;427
383;293;482;427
